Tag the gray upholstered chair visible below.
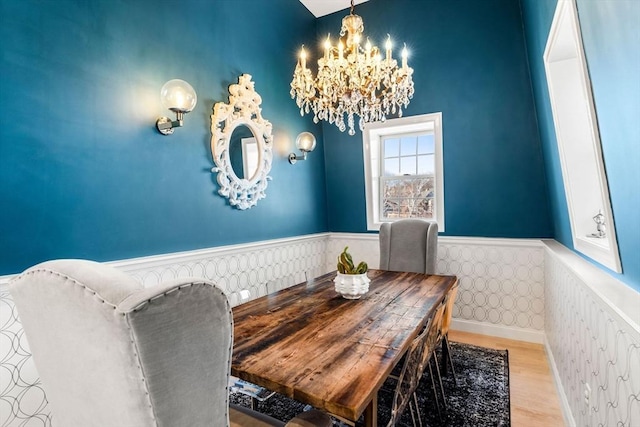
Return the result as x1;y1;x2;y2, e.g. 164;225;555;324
9;259;330;427
379;219;438;274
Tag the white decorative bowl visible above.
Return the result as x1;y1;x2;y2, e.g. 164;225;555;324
334;272;371;299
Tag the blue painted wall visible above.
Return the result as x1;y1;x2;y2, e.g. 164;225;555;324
4;0;635;292
521;0;640;291
317;0;553;238
0;0;328;275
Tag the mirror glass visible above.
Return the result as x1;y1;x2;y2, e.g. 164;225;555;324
229;125;259;180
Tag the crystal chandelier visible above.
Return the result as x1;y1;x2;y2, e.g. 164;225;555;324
290;0;414;135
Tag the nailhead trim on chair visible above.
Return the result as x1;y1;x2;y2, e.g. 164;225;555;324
15;270;240;426
17;268;160;426
21;268;119;309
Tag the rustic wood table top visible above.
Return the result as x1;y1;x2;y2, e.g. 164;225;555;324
231;269;457;426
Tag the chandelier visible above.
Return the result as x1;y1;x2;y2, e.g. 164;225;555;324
290;0;414;135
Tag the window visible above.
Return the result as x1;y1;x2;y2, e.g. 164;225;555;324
544;0;621;272
363;113;444;231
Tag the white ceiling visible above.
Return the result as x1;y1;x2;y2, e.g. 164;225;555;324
298;0;370;18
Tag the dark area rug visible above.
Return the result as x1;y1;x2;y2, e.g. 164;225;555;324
230;341;510;426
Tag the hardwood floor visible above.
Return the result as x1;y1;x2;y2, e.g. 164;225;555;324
448;330;565;427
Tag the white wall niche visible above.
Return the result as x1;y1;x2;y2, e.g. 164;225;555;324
543;0;621;273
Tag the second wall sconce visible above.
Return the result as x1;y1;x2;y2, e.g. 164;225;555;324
288;132;316;164
156;79;197;135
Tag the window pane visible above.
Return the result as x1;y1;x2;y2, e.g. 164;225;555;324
417;154;435;175
400;156;416;175
400;137;416;156
384;158;399;176
381;177;435;219
417;134;435;154
409;177;434;198
382;179;400;219
384;138;399;158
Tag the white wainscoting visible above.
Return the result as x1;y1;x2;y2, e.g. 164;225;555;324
543;240;640;427
1;234;638;426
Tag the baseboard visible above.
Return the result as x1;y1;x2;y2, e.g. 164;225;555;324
451;318;545;344
544;335;576;427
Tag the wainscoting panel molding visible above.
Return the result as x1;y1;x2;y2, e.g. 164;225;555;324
115;234;329;306
0;288;52;425
543;240;640;427
1;234;638;426
438;237;545;335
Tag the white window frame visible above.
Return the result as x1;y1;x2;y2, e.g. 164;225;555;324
363;113;444;231
543;0;621;272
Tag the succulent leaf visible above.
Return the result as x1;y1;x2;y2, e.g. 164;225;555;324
355;261;368;274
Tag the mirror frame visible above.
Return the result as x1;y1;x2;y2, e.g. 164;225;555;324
211;74;273;210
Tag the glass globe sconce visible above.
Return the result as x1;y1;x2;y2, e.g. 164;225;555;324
289;132;316;164
155;79;197;135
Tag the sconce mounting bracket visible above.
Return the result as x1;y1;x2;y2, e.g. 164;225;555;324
156;117;175;135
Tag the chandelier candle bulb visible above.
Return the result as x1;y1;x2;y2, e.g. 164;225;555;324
338;41;344;60
402;45;408;70
300;47;306;69
324;35;331;60
385;35;392;63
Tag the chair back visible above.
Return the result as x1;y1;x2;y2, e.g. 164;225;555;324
9;259;233;427
441;283;459;335
419;301;446;373
379;219;438;274
387;301;446;426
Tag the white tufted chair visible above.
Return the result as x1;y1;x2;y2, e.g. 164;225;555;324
9;259;330;427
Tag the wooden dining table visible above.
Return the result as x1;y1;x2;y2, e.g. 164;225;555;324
231;269;458;427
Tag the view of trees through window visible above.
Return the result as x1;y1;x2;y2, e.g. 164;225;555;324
381;132;435;220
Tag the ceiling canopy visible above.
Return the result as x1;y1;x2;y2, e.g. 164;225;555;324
298;0;369;17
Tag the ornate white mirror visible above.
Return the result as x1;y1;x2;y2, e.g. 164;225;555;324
211;74;273;210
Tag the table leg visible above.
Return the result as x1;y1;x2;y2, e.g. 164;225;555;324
364;394;378;427
441;335;449;375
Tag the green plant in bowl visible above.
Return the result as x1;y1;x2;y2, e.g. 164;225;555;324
337;246;368;274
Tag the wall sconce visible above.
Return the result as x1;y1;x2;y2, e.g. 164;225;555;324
155;79;197;135
288;132;316;164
